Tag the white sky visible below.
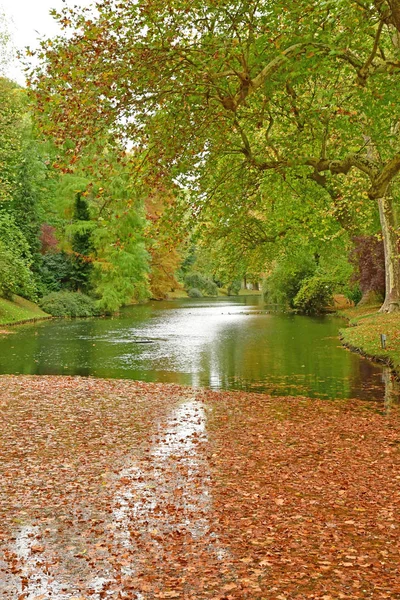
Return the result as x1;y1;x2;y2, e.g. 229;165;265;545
0;0;94;85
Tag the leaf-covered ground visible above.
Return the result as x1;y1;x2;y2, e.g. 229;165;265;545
0;376;399;599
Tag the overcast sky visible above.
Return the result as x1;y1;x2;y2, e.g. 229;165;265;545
0;0;93;84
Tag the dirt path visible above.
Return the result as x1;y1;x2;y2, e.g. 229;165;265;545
0;376;399;599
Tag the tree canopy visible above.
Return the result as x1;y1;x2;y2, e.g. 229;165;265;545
26;0;400;310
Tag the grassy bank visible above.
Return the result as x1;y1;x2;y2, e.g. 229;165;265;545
0;295;50;326
339;304;400;372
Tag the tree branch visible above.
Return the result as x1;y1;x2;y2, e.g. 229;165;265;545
357;17;385;84
369;153;400;198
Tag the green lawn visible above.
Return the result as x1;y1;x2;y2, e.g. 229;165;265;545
340;305;400;371
0;296;50;326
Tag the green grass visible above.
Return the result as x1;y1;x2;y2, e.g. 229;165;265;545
0;295;50;326
238;288;262;296
165;290;189;299
340;305;400;371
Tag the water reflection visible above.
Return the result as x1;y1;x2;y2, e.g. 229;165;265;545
0;296;396;401
112;399;218;553
13;524;69;599
6;398;225;598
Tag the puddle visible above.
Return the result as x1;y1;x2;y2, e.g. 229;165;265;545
3;397;228;598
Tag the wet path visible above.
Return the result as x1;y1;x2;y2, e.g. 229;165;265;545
0;378;230;599
1;376;400;599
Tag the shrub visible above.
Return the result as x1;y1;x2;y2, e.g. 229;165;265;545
188;287;203;298
39;291;99;317
184;273;206;290
263;255;316;308
202;279;218;296
344;284;363;306
38;252;75;294
184;273;218;296
227;279;241;296
293;276;335;314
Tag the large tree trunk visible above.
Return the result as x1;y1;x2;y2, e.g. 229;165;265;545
378;194;400;312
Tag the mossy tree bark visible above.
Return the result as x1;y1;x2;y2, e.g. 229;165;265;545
378;194;400;312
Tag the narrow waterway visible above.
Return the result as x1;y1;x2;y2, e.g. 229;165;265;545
0;296;395;401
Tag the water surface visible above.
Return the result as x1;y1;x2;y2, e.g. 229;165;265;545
0;296;394;400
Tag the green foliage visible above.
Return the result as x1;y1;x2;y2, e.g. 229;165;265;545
203;279;218;296
263;253;316;308
344;284;363;306
10;130;47;263
38;252;75;294
0;11;12;77
30;0;400;312
69;193;94;293
184;273;205;289
0;78;24;204
41;148;151;312
39;291;99;317
188;287;202;298
92;207;149;313
293;276;335;315
0;211;36;299
227;280;241;296
180;245;196;275
183;273;217;296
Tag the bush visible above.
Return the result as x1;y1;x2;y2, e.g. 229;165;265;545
188;287;203;298
184;273;218;296
344;284;363;306
39;291;99;317
202;279;218;296
227;279;241;296
184;273;206;290
293;276;335;314
263;255;316;308
38;252;75;294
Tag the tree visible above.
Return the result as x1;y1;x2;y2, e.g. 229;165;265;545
0;10;12;77
30;0;400;310
0;78;23;204
70;192;94;293
48;147;150;312
350;236;386;305
0;211;36;299
145;189;184;299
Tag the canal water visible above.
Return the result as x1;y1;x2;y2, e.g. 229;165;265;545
0;295;395;401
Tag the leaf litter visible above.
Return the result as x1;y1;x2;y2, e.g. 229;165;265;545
0;375;399;598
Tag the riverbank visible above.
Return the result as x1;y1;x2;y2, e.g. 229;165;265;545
339;305;400;374
0;295;50;327
165;288;262;299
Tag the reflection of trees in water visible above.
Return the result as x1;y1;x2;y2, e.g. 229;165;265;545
349;358;385;402
348;358;400;405
199;316;358;398
0;301;394;401
382;367;399;412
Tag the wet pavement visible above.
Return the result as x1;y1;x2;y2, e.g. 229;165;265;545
1;376;400;599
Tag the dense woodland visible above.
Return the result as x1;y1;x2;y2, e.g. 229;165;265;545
1;0;400;315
